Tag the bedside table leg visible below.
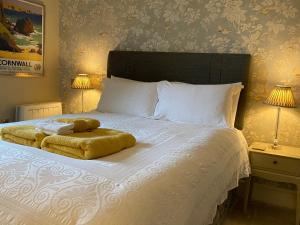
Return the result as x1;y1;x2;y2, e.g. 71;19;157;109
243;176;252;213
297;188;300;225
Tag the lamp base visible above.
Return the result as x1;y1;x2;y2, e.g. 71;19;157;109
271;144;280;150
271;139;281;150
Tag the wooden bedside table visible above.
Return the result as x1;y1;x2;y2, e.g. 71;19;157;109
244;142;300;225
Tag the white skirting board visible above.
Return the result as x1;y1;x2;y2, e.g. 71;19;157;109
251;183;296;209
239;181;296;209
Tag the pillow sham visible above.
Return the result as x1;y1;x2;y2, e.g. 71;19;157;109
230;86;243;127
154;81;243;128
98;77;158;118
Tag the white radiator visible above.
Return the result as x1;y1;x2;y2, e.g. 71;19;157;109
16;102;62;121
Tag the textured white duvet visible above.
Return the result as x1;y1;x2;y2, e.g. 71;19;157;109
0;112;250;225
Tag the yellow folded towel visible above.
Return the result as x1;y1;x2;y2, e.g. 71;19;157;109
1;125;47;148
41;128;136;160
56;118;100;132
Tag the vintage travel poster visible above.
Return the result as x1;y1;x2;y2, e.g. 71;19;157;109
0;0;43;76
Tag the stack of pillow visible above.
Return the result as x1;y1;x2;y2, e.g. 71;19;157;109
98;76;244;129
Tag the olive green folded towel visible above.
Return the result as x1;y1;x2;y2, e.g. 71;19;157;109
1;125;47;148
41;128;136;160
56;118;100;132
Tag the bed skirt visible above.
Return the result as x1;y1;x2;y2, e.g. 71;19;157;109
210;190;237;225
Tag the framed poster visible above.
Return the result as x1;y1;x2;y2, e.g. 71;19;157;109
0;0;44;76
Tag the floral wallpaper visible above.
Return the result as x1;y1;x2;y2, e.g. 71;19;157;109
59;0;300;147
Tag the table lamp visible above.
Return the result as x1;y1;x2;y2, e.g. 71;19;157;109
71;74;92;112
264;85;296;149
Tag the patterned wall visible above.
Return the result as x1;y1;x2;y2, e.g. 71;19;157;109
59;0;300;147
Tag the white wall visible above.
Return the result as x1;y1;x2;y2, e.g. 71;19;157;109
0;0;60;121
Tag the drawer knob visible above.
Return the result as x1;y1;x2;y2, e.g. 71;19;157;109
273;160;278;165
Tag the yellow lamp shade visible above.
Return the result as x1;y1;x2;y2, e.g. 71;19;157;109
71;74;92;89
265;85;296;108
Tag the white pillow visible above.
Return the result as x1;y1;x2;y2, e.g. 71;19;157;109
154;81;243;128
230;86;243;127
98;77;158;118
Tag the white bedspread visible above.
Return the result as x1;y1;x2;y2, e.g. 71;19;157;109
0;112;250;225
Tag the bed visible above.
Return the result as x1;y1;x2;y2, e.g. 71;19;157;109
0;51;251;225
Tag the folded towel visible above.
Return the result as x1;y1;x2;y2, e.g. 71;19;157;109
41;128;136;160
56;118;100;132
35;128;74;136
1;125;47;148
36;121;74;135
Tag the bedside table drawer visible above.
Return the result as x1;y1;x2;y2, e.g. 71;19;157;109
250;153;300;176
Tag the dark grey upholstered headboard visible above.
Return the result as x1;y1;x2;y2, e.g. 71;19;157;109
107;50;251;130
